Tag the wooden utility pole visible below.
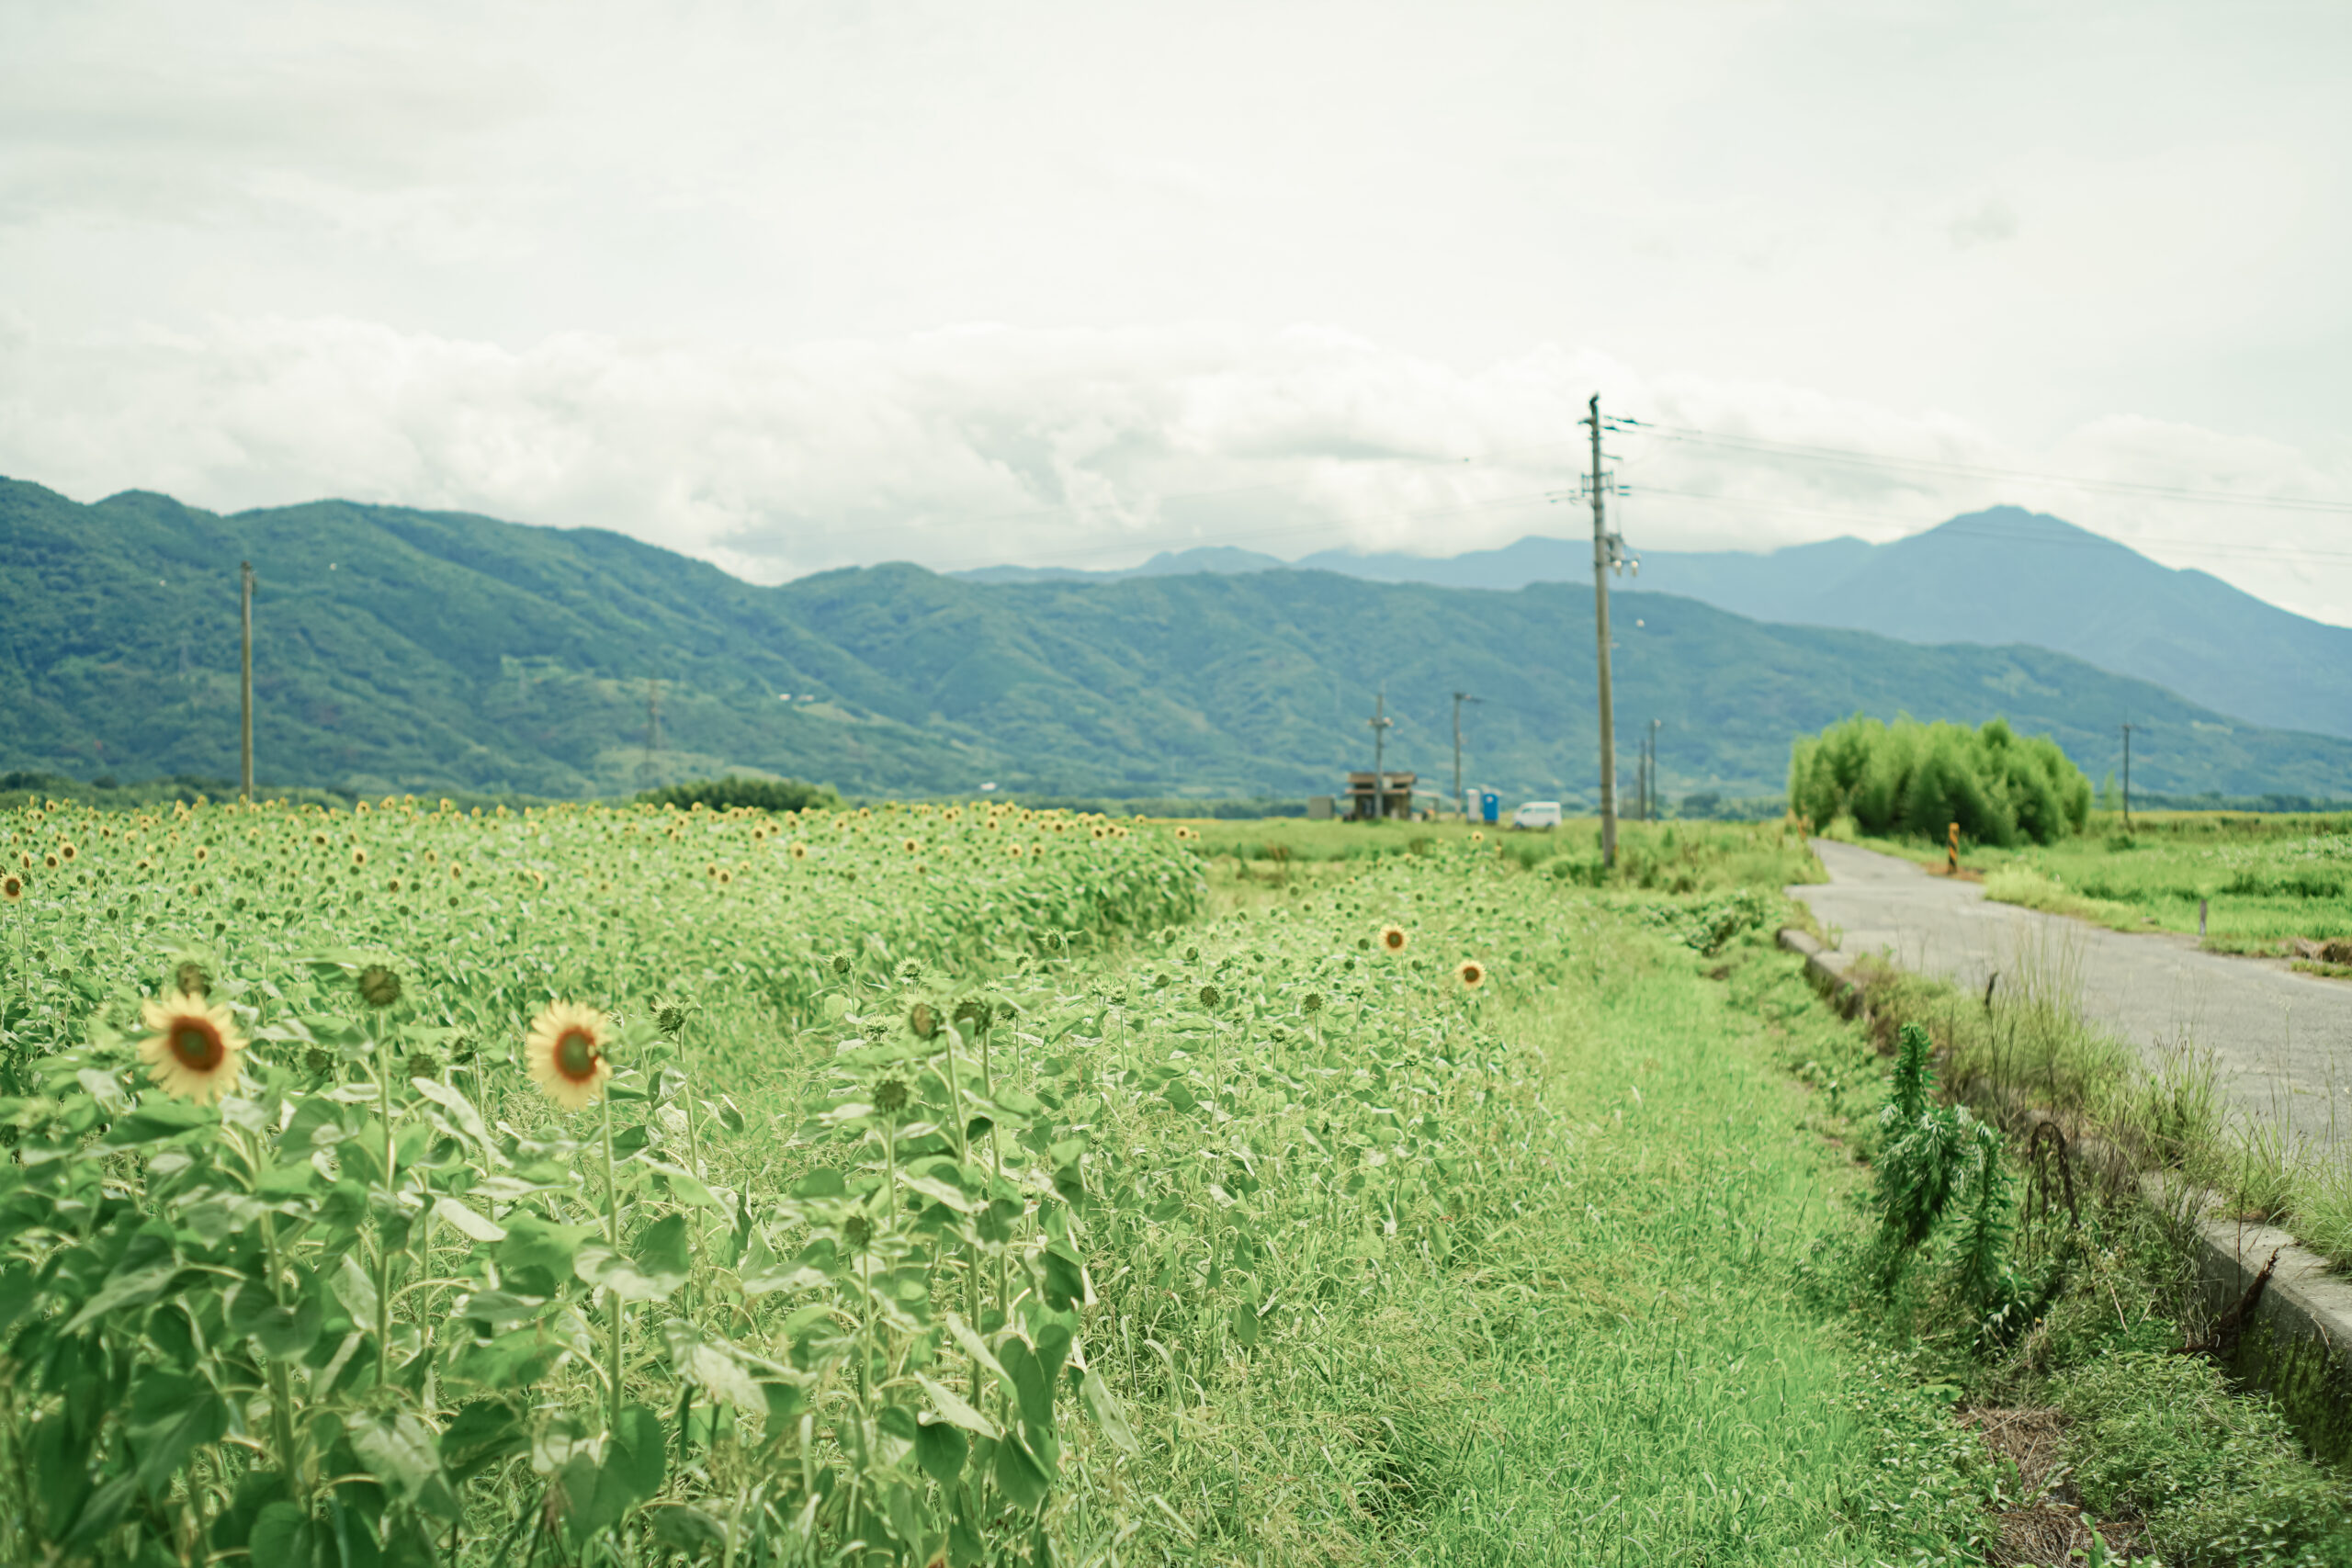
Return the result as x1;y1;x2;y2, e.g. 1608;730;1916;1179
1451;691;1481;819
1646;718;1662;820
1583;394;1633;866
239;561;254;800
2120;722;2136;832
1367;689;1394;820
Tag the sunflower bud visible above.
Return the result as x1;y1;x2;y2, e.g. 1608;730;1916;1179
908;1002;940;1040
304;1045;334;1077
875;1077;911;1114
1198;984;1221;1010
357;964;402;1009
657;1004;688;1034
405;1051;438;1080
1302;992;1324;1015
952;998;993;1033
832;954;852;976
173;960;211;998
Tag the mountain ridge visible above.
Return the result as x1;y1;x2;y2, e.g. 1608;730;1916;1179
6;476;2347;804
956;507;2352;739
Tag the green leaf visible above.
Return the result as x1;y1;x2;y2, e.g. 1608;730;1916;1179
661;1318;775;1410
1041;1247;1085;1313
1080;1369;1139;1457
247;1501;314;1565
126;1374;226;1495
332;1253;379;1325
641;1159;720;1209
438;1399;528;1485
999;1337;1055;1434
631;1213;693;1278
650;1504;729;1555
347;1409;460;1521
916;1419;968;1486
916;1373;999;1438
431;1196;506;1243
62;1258;186;1332
991;1427;1051;1512
101;1099;217;1148
574;1242;685;1303
944;1314;1015;1399
608;1402;668;1506
497;1213;598;1288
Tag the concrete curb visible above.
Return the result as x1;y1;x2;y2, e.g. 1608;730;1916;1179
1777;925;2352;1461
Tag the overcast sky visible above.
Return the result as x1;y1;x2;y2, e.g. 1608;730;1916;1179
4;0;2348;623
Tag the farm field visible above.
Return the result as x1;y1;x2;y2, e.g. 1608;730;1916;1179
2;793;2347;1565
1844;810;2352;960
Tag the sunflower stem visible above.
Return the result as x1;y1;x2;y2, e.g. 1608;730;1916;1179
374;1052;396;1391
601;1088;625;1434
258;1210;309;1502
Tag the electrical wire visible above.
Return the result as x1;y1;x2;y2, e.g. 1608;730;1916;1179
1609;418;2352;515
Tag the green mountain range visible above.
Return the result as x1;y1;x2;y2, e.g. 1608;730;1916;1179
964;507;2352;742
5;476;2347;806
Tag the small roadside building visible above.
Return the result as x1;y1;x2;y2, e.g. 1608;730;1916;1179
1342;771;1417;821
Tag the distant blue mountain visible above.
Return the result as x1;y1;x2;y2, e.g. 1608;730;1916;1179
956;508;2352;740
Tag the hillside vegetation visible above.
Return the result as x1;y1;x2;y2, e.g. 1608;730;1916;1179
9;477;2352;803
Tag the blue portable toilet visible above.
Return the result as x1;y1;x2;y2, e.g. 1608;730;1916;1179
1478;791;1501;825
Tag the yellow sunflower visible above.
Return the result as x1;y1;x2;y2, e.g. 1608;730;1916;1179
59;841;77;863
789;841;809;861
1379;924;1409;954
525;1000;612;1111
1;872;22;903
1455;959;1486;989
137;994;247;1106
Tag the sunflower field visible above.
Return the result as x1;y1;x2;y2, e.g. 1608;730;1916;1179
0;794;1984;1567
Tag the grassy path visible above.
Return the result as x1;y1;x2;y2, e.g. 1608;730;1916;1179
1383;904;1979;1566
1127;868;1984;1565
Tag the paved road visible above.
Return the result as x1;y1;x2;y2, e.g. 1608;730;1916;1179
1791;839;2352;1151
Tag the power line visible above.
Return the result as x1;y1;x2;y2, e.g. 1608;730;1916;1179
1611;418;2352;515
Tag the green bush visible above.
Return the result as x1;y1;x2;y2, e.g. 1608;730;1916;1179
2055;1352;2352;1564
635;773;841;812
1788;715;2091;847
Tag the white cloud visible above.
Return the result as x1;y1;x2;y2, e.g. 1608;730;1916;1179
3;311;2346;627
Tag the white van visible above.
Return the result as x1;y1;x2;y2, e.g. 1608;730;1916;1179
1511;800;1562;831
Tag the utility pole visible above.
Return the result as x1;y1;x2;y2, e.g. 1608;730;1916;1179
239;561;254;800
1582;394;1634;866
2120;722;2136;832
1451;691;1481;819
1646;718;1662;821
1367;689;1394;820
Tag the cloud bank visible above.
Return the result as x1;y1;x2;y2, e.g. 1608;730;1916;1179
3;312;2346;626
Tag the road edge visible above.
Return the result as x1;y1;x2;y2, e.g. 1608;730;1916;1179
1779;924;2352;1461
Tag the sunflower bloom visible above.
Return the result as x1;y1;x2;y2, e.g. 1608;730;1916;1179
1455;959;1486;989
526;1001;612;1111
789;841;809;861
138;994;247;1105
1379;924;1409;954
1;873;22;903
